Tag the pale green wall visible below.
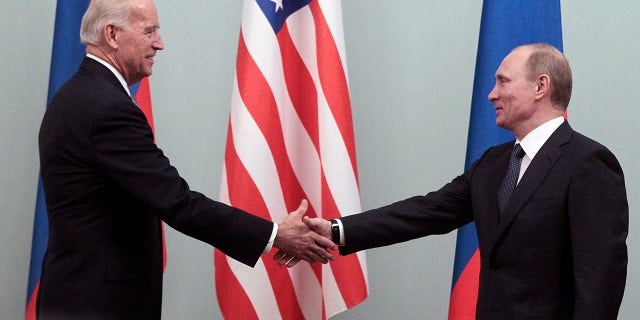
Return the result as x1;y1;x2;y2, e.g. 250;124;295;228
2;1;638;319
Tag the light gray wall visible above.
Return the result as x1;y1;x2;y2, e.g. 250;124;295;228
1;1;637;319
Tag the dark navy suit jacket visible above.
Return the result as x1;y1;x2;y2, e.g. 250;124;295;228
339;121;628;319
38;58;273;319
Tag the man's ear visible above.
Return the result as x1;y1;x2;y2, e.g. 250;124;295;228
535;74;551;99
104;24;119;49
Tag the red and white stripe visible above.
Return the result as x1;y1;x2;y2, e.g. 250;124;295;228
215;0;368;319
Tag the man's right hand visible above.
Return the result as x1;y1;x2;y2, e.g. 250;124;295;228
272;200;336;267
303;216;332;239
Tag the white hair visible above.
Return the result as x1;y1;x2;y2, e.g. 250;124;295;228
80;0;132;45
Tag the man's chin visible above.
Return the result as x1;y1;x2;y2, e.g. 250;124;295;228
138;70;153;80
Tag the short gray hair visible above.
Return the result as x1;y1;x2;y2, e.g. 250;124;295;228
520;43;573;110
80;0;132;45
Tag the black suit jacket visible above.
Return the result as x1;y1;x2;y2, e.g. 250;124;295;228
339;121;628;319
37;58;274;319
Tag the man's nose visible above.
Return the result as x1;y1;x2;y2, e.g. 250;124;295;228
153;33;164;50
488;85;498;102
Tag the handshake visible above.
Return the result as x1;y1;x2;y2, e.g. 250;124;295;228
271;199;338;268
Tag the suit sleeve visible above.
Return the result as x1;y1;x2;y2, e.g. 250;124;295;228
90;100;273;266
569;147;628;319
339;170;474;255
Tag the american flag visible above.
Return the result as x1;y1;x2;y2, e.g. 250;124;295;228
215;0;368;319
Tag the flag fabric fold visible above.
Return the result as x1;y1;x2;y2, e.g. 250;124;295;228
26;2;158;319
448;1;563;319
215;0;368;319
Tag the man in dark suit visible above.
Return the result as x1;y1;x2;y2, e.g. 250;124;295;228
296;43;628;319
37;0;335;319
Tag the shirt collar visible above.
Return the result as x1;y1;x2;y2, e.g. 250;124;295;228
86;54;132;98
516;117;564;160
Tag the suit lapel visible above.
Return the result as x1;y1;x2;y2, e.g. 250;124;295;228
491;122;573;249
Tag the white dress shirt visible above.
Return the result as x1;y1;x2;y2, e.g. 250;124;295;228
516;116;565;184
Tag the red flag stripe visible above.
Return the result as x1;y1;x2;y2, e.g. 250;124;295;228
24;282;39;320
135;78;155;133
448;250;480;320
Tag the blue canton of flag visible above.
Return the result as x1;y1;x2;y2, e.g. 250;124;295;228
256;0;311;33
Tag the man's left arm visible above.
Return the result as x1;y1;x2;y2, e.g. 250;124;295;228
569;148;628;319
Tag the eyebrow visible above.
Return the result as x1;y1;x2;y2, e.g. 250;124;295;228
143;25;159;32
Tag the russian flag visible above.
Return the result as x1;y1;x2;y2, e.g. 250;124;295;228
448;1;563;319
25;1;157;319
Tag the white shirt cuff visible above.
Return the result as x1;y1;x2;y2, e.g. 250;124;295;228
335;218;345;246
262;223;278;255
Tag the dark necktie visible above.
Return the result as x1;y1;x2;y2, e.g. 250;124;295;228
497;143;525;214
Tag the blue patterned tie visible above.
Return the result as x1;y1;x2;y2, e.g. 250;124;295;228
498;144;525;214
